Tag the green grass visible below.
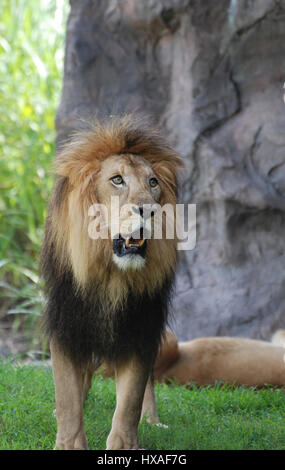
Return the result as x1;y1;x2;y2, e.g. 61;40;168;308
0;0;68;341
0;360;284;450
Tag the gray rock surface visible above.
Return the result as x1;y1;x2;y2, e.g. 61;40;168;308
56;0;285;341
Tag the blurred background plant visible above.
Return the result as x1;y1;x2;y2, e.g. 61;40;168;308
0;0;69;357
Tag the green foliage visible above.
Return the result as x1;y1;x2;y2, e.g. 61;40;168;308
0;361;284;450
0;0;68;338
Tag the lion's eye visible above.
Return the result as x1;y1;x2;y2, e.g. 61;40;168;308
111;175;124;185
149;177;158;188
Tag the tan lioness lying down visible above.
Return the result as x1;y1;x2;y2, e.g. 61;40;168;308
99;330;285;388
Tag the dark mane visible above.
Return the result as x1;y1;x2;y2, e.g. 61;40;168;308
42;254;174;365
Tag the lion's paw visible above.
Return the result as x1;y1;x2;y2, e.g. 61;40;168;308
106;430;139;450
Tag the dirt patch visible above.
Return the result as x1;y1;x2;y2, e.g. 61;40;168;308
0;320;48;361
0;323;31;357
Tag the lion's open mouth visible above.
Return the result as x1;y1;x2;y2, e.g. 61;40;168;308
125;237;145;248
113;232;147;258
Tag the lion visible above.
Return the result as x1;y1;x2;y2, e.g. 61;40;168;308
153;332;285;388
41;115;183;450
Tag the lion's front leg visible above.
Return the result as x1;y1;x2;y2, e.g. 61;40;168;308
50;337;88;450
106;357;150;450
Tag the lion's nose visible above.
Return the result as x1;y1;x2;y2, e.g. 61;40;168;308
132;205;157;219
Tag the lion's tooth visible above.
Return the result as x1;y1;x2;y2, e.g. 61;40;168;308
125;237;145;248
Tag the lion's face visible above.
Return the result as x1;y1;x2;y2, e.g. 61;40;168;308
95;154;163;271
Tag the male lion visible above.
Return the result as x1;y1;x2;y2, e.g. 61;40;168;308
41;116;183;450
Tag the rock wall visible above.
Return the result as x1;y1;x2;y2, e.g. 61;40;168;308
56;0;285;341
